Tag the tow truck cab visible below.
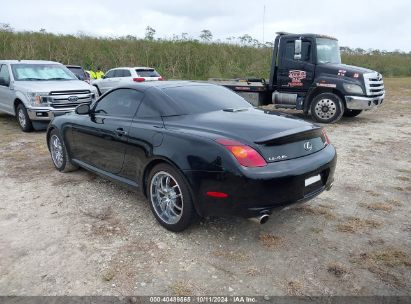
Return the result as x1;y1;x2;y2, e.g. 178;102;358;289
226;33;385;123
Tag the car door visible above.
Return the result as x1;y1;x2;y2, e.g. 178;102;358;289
99;69;116;93
0;64;14;114
70;88;144;174
277;37;315;92
120;91;165;183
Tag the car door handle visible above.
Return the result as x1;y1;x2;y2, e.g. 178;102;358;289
115;128;128;136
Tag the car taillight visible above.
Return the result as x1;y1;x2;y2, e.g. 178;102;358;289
133;77;145;82
216;138;267;167
158;76;164;81
322;128;330;145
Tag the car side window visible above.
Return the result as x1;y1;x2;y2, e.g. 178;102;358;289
105;70;115;78
0;64;10;87
123;69;131;77
113;70;122;78
94;89;143;118
136;95;162;118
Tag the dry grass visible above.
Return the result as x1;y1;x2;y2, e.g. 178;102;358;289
327;262;348;278
310;227;323;234
213;249;249;262
351;247;411;288
385;199;403;207
286;280;304;296
361;202;393;212
365;190;380;197
246;267;261;277
258;233;284;248
294;205;336;220
170;281;196;296
337;217;383;233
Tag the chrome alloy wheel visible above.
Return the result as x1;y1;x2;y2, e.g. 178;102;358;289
150;171;183;225
18;108;27;128
314;98;337;120
50;135;64;168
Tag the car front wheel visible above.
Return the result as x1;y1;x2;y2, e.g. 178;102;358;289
147;164;197;232
310;93;344;123
48;129;79;173
16;104;33;132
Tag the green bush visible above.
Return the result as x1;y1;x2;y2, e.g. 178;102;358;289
1;30;410;79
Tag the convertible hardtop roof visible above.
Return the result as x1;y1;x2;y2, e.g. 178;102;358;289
117;81;215;91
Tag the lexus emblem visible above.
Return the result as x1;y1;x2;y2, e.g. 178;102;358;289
304;141;313;151
68;96;79;102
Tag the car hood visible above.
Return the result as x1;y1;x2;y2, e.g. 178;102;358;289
13;80;93;93
163;108;317;145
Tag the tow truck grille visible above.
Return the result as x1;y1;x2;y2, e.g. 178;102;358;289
364;73;385;97
48;90;94;109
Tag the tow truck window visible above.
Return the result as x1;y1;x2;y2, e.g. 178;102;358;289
316;38;341;64
284;41;312;62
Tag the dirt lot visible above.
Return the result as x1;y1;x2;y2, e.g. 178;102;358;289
0;78;410;296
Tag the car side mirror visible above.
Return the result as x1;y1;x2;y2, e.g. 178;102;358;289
294;39;302;60
75;103;91;115
102;75;106;79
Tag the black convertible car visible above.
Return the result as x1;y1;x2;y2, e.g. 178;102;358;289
47;81;336;231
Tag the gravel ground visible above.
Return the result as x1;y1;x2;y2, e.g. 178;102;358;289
0;78;410;296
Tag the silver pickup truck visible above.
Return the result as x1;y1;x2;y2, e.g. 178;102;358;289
0;60;97;131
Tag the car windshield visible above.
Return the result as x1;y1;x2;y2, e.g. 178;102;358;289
162;85;252;115
11;64;77;81
136;69;160;77
316;38;341;64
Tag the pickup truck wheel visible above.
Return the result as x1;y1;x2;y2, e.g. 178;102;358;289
310;93;344;123
343;109;363;117
147;164;197;232
16;104;33;132
49;129;79;173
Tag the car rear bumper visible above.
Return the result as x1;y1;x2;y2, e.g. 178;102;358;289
183;144;337;218
345;94;384;110
27;107;76;121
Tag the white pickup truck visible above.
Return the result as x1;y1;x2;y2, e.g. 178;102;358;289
0;60;98;132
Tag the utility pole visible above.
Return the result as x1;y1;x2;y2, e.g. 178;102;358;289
262;4;266;44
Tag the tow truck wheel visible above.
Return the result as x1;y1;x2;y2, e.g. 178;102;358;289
16;103;34;132
310;93;344;123
343;109;363;117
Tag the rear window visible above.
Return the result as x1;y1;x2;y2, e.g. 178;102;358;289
136;69;160;77
162;85;252;115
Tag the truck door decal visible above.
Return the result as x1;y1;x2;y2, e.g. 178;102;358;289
288;70;307;87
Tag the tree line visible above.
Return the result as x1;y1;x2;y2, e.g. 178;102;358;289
1;24;410;79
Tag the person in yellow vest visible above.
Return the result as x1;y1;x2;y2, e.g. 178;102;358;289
95;67;105;79
85;70;96;80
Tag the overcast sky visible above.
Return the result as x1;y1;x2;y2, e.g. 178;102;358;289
1;0;410;51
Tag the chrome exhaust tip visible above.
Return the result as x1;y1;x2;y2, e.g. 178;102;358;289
249;214;270;225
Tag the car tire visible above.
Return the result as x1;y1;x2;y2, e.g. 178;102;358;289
147;163;197;232
343;109;363;117
310;93;344;123
48;129;79;173
16;103;34;132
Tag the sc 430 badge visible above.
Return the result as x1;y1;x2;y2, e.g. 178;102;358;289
268;155;288;162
